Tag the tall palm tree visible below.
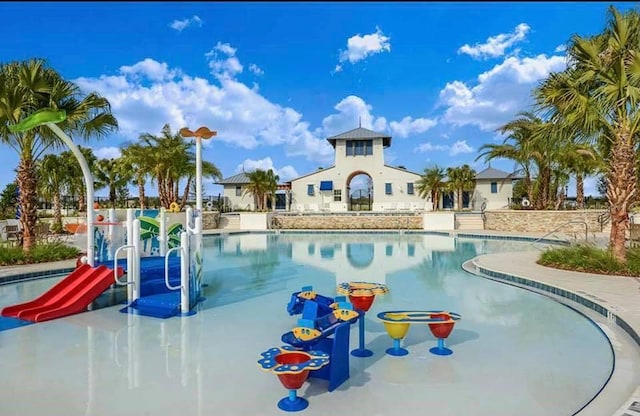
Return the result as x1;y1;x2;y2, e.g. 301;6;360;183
446;164;476;211
0;59;117;251
120;143;152;210
415;166;446;211
137;124;221;209
535;6;640;262
93;158;132;209
36;153;70;233
244;169;275;211
60;146;97;213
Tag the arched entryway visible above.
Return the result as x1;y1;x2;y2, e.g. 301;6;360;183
346;171;373;211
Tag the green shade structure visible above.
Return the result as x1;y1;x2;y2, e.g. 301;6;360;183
8;109;67;132
7;108;96;266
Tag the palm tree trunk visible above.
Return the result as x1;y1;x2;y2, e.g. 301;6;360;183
17;157;38;251
137;178;145;211
607;136;637;263
180;176;193;209
576;174;585;209
53;191;63;232
109;186;117;209
78;190;86;213
457;189;462;211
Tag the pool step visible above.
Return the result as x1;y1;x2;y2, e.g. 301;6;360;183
120;292;181;319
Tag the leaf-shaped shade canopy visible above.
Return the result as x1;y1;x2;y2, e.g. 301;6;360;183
8;109;67;133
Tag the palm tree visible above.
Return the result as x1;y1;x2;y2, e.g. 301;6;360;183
93;158;132;209
535;6;640;262
0;58;117;251
415;166;446;210
244;169;277;211
36;153;70;232
446;164;476;211
137;124;221;210
120;143;152;210
60;146;97;213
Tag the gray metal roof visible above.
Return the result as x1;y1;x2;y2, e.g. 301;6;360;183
326;127;392;148
475;167;520;180
216;172;250;185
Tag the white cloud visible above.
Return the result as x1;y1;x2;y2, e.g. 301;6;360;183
120;59;179;82
449;140;474;155
414;139;472;155
74;54;333;164
458;23;530;60
554;44;567;53
415;142;448;153
93;146;122;160
321;95;388;137
335;26;391;70
438;54;566;131
169;15;203;32
248;63;264;76
206;42;243;80
389;116;437;138
236;157;299;182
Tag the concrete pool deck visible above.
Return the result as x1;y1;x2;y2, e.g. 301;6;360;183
1;230;639;415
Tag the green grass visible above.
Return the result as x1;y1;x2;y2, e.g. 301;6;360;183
538;244;640;277
0;242;80;266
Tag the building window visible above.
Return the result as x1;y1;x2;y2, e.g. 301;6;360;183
385;182;392;195
307;184;314;196
334;189;342;202
235;186;242;196
346;140;373;156
407;182;414;195
490;182;498;194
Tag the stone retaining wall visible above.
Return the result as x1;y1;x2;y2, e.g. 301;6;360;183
273;213;423;230
202;211;220;230
483;209;608;234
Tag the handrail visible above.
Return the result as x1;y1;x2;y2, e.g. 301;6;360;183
164;246;184;291
532;220;589;248
113;245;136;285
597;211;610;232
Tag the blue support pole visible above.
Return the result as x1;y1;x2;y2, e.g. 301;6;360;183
351;312;373;357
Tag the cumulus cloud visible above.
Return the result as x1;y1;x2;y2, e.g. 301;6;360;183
414;140;473;156
438;54;566;131
335;26;391;71
458;23;530;60
320;95;436;141
449;140;473;155
321;95;388;136
554;44;567;53
120;59;180;82
74;53;333;164
236;157;299;182
206;42;243;80
93;146;122;160
248;63;264;76
169;15;203;32
389;116;437;138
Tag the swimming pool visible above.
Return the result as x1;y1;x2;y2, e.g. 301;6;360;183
0;232;615;415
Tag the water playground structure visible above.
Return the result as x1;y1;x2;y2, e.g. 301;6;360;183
1;109;215;322
262;284;463;412
377;310;462;356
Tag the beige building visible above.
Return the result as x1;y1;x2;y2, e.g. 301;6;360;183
216;127;518;212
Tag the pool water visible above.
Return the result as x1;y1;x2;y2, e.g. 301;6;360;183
0;232;614;416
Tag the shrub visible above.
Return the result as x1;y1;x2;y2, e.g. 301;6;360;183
0;242;80;266
538;244;640;276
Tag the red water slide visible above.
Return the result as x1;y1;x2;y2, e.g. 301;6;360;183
1;264;120;323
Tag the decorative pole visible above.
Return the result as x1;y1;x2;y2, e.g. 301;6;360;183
179;126;216;309
8;109;96;266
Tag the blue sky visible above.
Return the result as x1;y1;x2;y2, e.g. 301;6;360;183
0;2;635;198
